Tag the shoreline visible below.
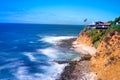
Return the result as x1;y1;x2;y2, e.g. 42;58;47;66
72;42;96;56
57;38;97;80
58;55;96;80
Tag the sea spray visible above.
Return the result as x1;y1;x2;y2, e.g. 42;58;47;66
40;36;76;45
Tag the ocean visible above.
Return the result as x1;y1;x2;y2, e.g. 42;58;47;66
0;23;84;80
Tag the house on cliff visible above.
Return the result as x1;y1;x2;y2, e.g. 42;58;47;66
116;21;120;25
87;21;111;29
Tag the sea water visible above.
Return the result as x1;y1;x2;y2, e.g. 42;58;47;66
0;23;84;80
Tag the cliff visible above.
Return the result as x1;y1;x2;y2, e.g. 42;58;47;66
76;29;120;80
91;30;120;80
76;31;93;46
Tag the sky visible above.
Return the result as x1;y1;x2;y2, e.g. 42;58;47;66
0;0;120;24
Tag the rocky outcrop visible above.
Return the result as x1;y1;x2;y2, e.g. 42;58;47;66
91;30;120;80
74;31;96;55
76;30;120;80
76;31;93;46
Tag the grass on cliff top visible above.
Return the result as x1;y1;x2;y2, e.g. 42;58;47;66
105;25;120;36
109;25;120;31
83;25;120;48
90;29;106;48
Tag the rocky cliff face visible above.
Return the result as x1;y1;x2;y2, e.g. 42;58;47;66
76;31;93;46
91;30;120;80
76;30;120;80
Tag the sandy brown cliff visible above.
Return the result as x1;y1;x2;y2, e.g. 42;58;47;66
75;30;120;80
76;31;93;46
91;30;120;80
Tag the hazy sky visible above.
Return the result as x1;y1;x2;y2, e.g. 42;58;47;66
0;0;120;24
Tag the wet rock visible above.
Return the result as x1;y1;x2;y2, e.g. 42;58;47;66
57;38;76;47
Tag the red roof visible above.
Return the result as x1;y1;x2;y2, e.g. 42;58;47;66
99;22;111;26
88;22;111;26
88;24;96;26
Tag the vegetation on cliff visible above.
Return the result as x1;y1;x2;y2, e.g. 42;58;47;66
91;25;120;48
108;16;120;25
82;16;120;48
89;17;120;80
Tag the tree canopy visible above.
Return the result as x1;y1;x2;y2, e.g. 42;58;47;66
108;16;120;25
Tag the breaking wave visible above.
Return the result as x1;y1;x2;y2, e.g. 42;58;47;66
15;63;67;80
40;36;76;45
37;47;59;59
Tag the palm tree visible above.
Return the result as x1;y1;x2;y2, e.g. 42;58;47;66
83;18;88;31
84;18;87;24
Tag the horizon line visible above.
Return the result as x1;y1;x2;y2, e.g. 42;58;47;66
0;22;85;26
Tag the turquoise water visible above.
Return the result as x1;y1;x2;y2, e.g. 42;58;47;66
0;23;84;80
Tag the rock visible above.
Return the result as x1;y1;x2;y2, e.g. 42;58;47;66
76;31;93;46
58;38;77;47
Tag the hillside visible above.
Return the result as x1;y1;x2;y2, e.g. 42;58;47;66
75;24;120;79
91;30;120;80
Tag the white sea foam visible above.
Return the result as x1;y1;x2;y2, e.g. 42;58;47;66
35;62;67;80
15;46;71;80
0;60;23;70
40;36;76;45
37;47;60;59
24;52;36;61
16;67;35;80
37;47;79;60
42;62;67;80
15;63;67;80
15;36;76;80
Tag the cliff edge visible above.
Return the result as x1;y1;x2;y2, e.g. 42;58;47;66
75;29;120;80
76;31;93;46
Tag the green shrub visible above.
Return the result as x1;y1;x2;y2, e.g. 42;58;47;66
90;29;106;43
93;41;100;48
110;25;120;31
82;23;120;48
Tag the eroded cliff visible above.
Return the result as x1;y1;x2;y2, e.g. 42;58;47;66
76;29;120;80
91;30;120;80
76;31;93;46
